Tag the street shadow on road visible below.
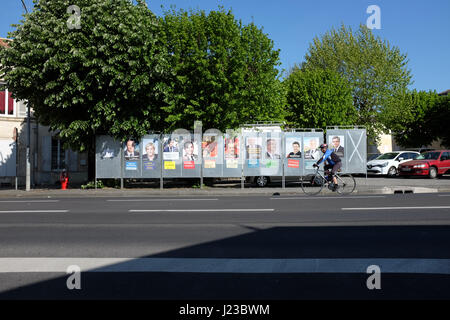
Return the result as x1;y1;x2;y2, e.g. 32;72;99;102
1;225;450;300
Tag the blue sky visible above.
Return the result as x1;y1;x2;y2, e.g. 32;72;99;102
1;0;449;93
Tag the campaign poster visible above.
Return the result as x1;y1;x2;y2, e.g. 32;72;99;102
304;161;316;170
164;161;176;170
182;140;199;162
304;137;320;160
124;139;140;161
226;159;238;169
288;159;300;168
125;161;138;171
100;143;117;160
142;138;159;170
204;160;216;169
264;138;281;160
225;136;240;159
202;136;218;158
183;161;195;169
163;137;180;160
328;135;345;158
286;138;302;159
245;137;262;159
265;159;279;168
247;159;260;168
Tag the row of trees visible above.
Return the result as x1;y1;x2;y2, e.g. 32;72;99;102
0;0;448;177
284;24;449;148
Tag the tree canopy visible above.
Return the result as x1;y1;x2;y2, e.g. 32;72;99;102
160;8;286;132
284;67;357;129
0;0;170;152
381;90;450;148
302;24;412;139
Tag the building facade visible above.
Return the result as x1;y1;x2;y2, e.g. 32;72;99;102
0;38;88;188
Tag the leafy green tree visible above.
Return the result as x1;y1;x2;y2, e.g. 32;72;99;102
429;95;450;148
302;24;412;139
160;8;286;132
0;0;170;178
380;90;439;147
284;67;357;129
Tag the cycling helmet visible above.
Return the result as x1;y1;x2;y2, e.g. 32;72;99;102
319;143;328;149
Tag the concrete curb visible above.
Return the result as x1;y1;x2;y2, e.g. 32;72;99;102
1;186;449;198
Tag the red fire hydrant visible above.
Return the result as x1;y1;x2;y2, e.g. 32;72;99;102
60;170;69;190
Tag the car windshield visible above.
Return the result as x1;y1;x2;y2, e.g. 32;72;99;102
368;154;381;161
415;152;441;160
376;152;399;160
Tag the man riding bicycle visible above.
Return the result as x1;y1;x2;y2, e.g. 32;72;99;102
313;143;342;191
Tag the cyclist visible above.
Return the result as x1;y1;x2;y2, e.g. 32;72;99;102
313;143;342;191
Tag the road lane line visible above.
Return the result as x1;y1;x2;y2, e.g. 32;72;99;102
0;258;448;274
0;200;60;203
342;206;450;211
108;198;218;202
0;210;68;214
129;209;275;213
271;196;386;200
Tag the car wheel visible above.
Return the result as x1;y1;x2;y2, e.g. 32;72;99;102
387;166;397;177
429;167;438;179
255;176;269;187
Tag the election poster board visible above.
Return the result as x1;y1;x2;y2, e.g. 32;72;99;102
141;134;161;178
162;134;182;178
303;132;324;174
123;138;141;178
222;133;242;178
202;133;224;178
96;136;122;179
327;129;367;174
284;133;303;177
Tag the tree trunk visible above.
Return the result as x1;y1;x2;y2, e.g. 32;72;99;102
87;135;96;182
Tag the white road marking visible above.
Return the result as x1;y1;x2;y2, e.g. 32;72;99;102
342;206;450;211
0;200;60;203
107;198;218;202
0;210;68;214
129;209;275;213
0;258;448;274
271;196;386;200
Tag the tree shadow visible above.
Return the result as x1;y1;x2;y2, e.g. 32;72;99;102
1;225;450;300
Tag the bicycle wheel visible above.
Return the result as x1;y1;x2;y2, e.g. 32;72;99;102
336;174;356;194
301;173;324;196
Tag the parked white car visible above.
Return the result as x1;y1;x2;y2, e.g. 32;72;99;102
367;151;420;177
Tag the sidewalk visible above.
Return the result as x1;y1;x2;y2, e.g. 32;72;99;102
1;176;450;198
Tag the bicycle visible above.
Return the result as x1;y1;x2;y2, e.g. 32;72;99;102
300;167;356;196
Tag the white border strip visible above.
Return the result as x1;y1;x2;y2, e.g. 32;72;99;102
0;258;448;274
108;198;218;202
0;210;68;214
342;206;450;211
0;200;60;203
130;209;275;213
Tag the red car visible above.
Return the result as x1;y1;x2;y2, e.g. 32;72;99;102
398;150;450;178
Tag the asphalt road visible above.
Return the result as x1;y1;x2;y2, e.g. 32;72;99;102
0;193;449;300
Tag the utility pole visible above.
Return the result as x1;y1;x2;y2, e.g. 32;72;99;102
20;0;31;191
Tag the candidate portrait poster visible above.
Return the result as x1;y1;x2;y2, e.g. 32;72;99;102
328;135;345;158
285;138;301;159
303;137;320;160
142;138;159;170
202;135;218;158
124;139;140;170
245;136;262;160
163;137;180;160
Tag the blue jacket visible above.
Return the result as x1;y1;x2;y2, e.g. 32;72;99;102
317;149;341;166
